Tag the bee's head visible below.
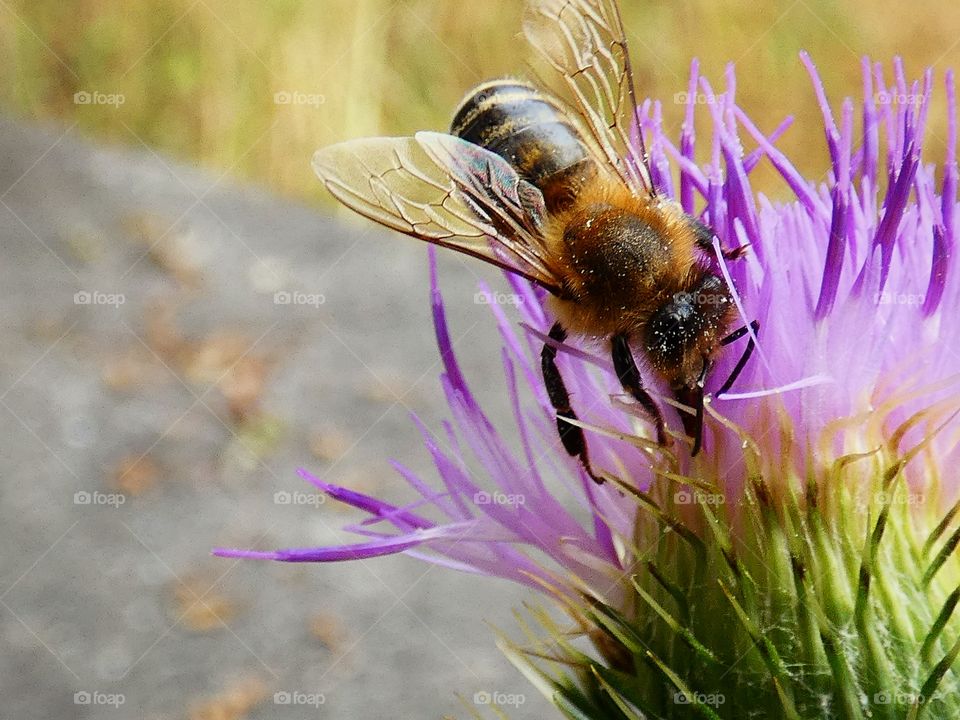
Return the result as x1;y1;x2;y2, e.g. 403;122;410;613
646;274;736;452
647;274;734;385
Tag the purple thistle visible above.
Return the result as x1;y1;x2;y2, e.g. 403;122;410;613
215;56;960;605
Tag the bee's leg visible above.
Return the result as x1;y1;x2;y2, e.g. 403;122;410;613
541;322;602;483
611;334;668;446
690;216;750;259
716;320;760;396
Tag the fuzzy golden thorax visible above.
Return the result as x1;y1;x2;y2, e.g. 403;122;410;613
544;177;736;388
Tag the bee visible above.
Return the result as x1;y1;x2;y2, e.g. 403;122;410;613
314;0;757;480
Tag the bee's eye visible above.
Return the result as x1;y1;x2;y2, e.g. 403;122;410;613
647;275;732;367
647;295;699;368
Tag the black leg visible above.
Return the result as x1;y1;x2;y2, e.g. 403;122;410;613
716;320;760;396
690;215;750;260
541;323;602;483
718;243;750;261
611;334;668;446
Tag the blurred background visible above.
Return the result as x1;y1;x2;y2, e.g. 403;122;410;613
2;1;959;719
4;0;960;202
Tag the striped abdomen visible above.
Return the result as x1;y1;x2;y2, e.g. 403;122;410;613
450;80;596;213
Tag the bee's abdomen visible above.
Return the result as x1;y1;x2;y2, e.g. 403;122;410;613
451;80;595;212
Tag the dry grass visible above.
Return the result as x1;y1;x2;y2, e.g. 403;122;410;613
2;0;958;206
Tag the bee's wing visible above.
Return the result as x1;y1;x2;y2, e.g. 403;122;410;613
523;0;652;195
313;131;564;294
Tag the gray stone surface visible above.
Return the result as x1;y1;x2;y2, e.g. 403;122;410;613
0;117;550;719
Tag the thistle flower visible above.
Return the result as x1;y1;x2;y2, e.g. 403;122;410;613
216;56;960;719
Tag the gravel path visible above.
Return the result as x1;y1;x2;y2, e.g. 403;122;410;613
0;117;549;719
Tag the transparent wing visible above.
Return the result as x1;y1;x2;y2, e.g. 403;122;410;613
523;0;653;195
313;131;564;293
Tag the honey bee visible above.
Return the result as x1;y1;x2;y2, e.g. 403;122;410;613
314;0;757;480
